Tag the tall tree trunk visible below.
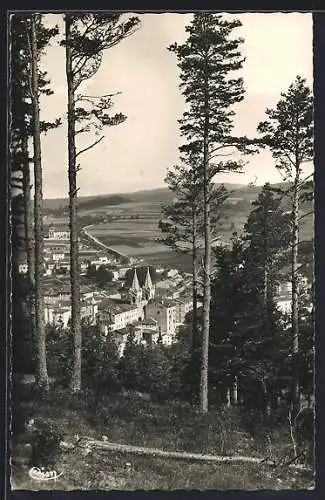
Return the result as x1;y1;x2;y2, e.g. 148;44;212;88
263;267;268;305
262;207;270;330
22;133;34;287
191;208;199;404
200;54;211;414
65;15;82;393
192;209;198;341
291;166;300;411
22;131;35;327
231;376;238;404
31;14;49;392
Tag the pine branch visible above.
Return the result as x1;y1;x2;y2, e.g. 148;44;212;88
298;211;314;222
298;172;314;186
76;135;104;157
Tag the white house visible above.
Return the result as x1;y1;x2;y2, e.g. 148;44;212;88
110;326;142;357
52;252;66;262
174;296;194;325
80;261;89;274
161;333;174;346
145;299;178;337
43;284;70;305
48;225;70;240
118;266;131;278
44;304;71;328
155;278;174;290
166;269;179;279
81;299;98;323
18;262;28;274
133;317;160;345
44;297;98;328
97;299;144;334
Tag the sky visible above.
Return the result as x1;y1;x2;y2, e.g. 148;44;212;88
37;12;313;199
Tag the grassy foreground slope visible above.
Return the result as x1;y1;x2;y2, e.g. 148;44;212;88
11;388;314;491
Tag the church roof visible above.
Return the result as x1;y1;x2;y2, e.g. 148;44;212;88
130;268;141;291
144;267;153;289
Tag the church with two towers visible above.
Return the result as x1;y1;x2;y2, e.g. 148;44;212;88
128;267;155;307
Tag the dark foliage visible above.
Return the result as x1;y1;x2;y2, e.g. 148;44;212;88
30;419;63;467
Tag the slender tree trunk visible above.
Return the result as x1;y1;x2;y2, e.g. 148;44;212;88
22;131;35;327
65;15;82;393
191;208;199;404
291;166;300;411
231;376;238;404
262;208;270;329
263;267;268;305
226;387;231;408
22;133;34;285
200;54;211;414
192;209;198;342
31;14;49;392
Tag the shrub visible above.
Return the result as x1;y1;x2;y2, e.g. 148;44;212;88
142;346;172;402
82;327;121;396
119;337;192;402
11;401;27;436
46;325;73;386
30;419;63;468
47;324;121;395
119;333;146;391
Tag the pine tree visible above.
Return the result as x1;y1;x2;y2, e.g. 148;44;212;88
159;156;227;404
119;331;144;391
210;184;293;413
10;14;61;393
169;13;250;412
257;76;313;411
10;14;60;305
241;188;293;413
29;13;49;392
209;234;246;405
210;231;289;415
243;183;292;324
63;13;140;392
81;325;121;397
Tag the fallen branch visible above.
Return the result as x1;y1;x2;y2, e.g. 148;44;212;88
280;450;307;469
82;437;312;472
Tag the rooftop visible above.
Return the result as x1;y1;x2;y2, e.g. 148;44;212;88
48;224;70;232
98;298;140;314
150;299;179;308
53;308;70;314
175;295;193;303
134;317;157;327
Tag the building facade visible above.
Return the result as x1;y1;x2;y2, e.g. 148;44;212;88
145;299;178;337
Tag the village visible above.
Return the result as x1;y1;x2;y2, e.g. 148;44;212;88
17;222;200;356
16;221;311;360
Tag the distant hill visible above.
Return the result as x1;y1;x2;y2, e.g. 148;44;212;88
43;187;175;211
43;194;132;212
78;195;131;210
43;183;252;211
43;181;311;213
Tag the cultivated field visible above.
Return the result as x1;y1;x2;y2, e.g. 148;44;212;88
42;183;313;272
88;219;169;255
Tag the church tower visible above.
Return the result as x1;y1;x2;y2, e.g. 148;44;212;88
143;266;155;301
129;268;142;305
